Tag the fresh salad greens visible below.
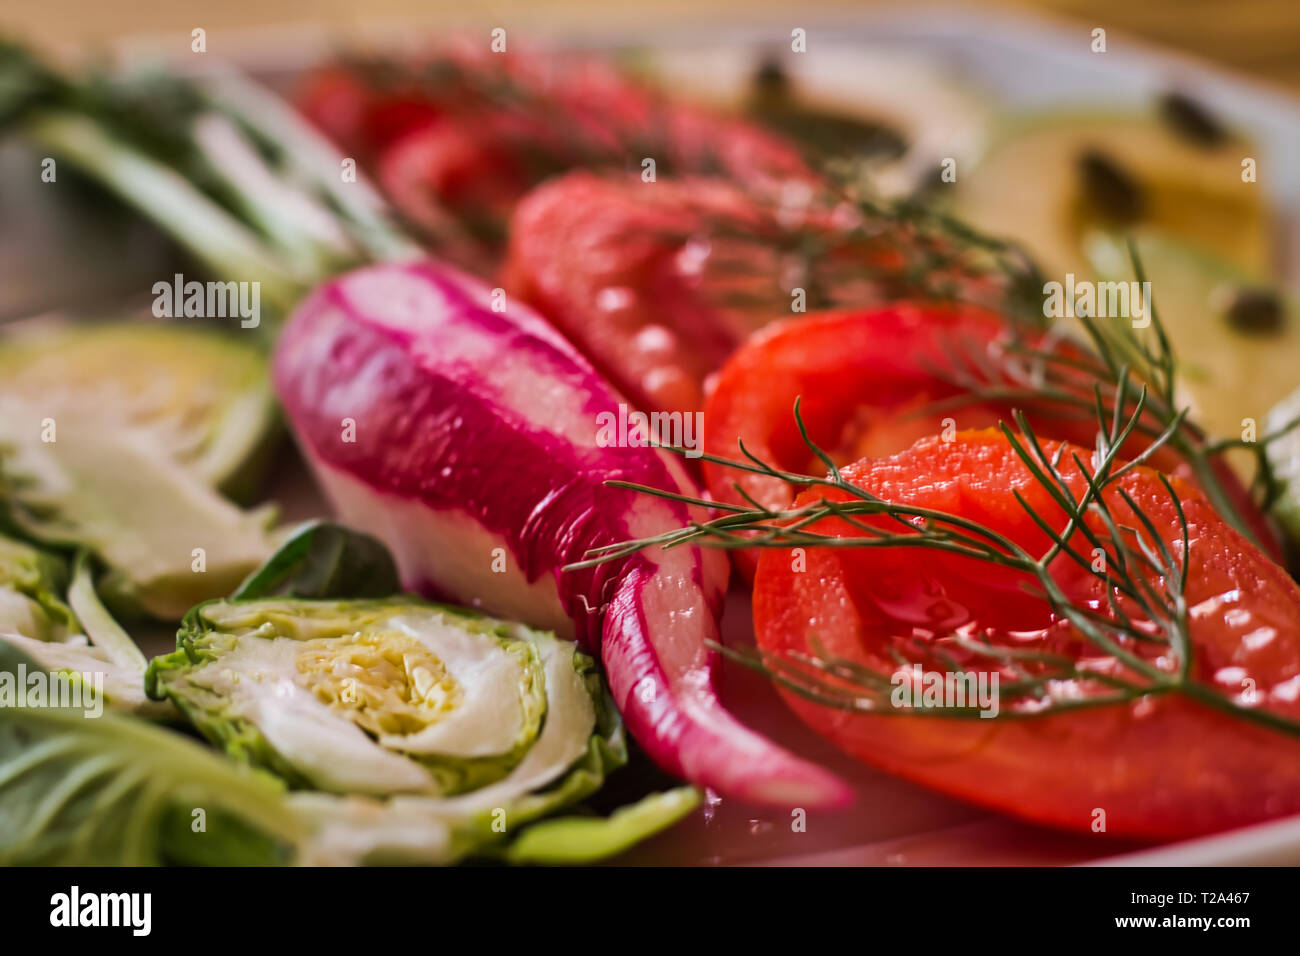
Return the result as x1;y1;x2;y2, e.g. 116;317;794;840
0;523;696;865
147;598;570;798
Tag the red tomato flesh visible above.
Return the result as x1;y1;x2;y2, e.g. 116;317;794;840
753;430;1300;840
703;305;1279;575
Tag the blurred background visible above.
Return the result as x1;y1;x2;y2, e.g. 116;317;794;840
4;0;1300;93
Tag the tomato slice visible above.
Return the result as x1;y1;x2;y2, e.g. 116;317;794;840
704;304;1055;507
752;430;1300;840
504;173;773;412
703;305;1278;575
296;48;815;274
503;175;1029;413
376;121;532;271
293;66;375;155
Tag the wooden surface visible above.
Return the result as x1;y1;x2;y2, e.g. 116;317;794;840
2;0;1299;95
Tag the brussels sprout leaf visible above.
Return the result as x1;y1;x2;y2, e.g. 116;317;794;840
233;520;400;601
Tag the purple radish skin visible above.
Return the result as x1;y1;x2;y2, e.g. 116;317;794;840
273;260;852;808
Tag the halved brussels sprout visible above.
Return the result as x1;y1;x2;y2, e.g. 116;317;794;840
146;598;595;801
0;639;300;865
0;535;173;718
2;521;697;866
0;534;75;641
0;322;280;619
0;405;276;619
0;322;276;496
0;632;170;718
2;635;696;866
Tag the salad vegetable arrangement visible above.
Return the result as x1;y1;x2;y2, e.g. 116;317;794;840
1;33;1299;863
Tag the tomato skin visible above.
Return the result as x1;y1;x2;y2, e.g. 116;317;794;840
703;304;1038;508
503;173;766;412
294;66;374;154
296;49;814;275
753;431;1300;840
378;123;526;239
703;306;1280;576
503;177;1024;416
702;305;1104;578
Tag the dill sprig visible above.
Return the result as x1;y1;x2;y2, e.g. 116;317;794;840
565;380;1300;735
912;239;1300;551
597;183;1047;334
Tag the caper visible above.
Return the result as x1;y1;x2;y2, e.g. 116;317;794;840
749;55;905;161
1223;287;1286;335
1077;149;1145;224
1158;91;1228;148
752;56;790;103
